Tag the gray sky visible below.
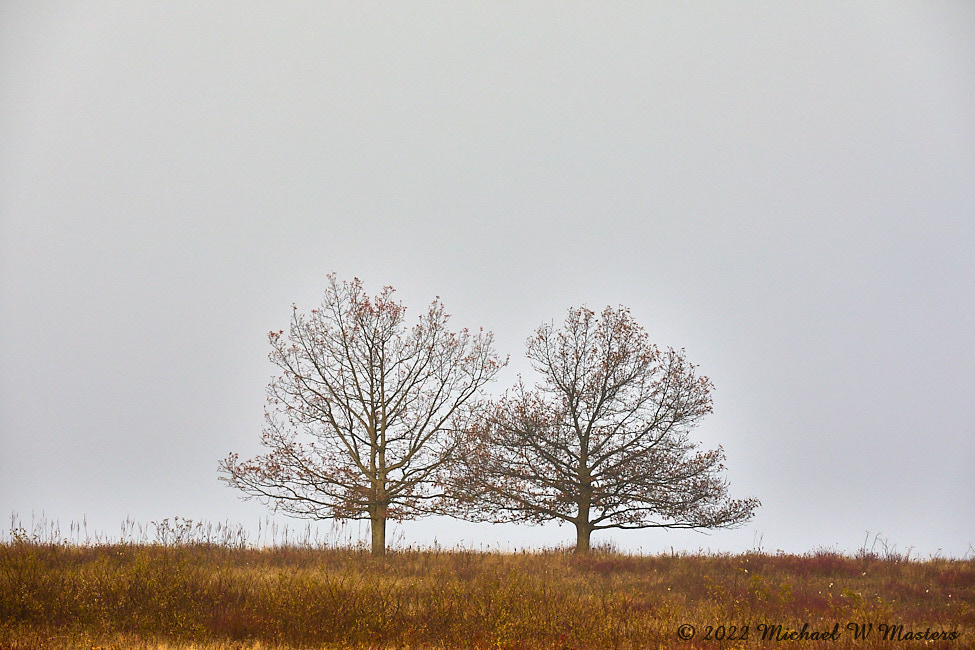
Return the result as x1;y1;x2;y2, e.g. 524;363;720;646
2;3;973;557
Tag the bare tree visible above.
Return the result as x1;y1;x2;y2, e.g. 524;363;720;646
220;275;504;556
455;306;758;553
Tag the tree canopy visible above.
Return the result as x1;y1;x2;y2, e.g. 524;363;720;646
453;306;759;552
220;275;504;556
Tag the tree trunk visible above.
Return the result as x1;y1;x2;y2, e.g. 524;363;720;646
370;511;386;557
575;521;592;554
576;469;593;554
369;467;388;557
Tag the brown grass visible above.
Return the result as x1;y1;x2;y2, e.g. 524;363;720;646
1;539;972;649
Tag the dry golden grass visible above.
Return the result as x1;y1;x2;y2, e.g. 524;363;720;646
1;539;972;649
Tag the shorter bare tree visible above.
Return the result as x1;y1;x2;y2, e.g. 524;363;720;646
455;306;758;553
220;275;504;556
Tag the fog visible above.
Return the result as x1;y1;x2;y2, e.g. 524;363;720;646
2;3;973;556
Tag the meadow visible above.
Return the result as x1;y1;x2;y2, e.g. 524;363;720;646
1;519;971;649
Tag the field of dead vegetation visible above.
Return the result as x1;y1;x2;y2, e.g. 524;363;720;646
1;529;972;650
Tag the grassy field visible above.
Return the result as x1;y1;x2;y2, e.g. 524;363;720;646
1;533;972;649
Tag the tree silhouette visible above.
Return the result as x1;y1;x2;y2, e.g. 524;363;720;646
455;306;758;553
221;275;504;556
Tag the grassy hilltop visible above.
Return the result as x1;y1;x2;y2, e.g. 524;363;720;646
1;530;972;649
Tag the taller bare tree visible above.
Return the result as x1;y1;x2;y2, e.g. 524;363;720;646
455;306;758;553
220;275;504;556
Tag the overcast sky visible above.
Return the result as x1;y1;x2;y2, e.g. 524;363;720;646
2;3;973;557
